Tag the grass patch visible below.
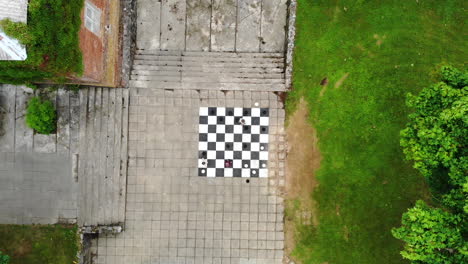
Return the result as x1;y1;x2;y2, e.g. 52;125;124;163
0;0;84;85
287;0;466;263
0;224;79;264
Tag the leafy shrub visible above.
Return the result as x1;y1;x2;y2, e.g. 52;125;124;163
0;251;9;264
400;66;467;210
392;201;467;264
26;97;57;135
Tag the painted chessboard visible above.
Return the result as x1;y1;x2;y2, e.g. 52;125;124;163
198;107;270;178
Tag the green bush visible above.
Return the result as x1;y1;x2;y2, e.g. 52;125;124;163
26;97;57;135
0;251;9;264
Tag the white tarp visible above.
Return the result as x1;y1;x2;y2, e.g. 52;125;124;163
0;0;28;61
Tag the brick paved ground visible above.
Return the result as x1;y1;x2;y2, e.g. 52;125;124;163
94;89;286;264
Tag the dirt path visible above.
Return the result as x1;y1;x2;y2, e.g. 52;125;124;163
284;98;322;261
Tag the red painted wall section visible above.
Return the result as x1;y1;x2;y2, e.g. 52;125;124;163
79;0;105;82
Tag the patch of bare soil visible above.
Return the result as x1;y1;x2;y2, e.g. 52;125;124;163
284;98;322;260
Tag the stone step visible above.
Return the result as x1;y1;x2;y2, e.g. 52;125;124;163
134;54;284;63
130;75;286;84
77;87;129;226
129;80;287;91
136;50;284;58
131;70;285;79
133;60;284;68
131;65;285;73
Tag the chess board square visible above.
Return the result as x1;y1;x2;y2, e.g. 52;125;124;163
217;107;226;116
260;143;268;151
242;108;251;116
233;142;243;151
225;168;233;177
199;124;208;133
233;169;242;177
260;108;269;117
251;117;260;125
199;168;207;176
234;125;243;134
207;142;216;150
242;151;251;160
252;108;260;116
250;160;259;169
260;117;269;126
241;143;250;150
216;169;224;177
208;107;217;116
199;142;208;151
225;151;233;159
251;134;259;142
260;161;268;169
241;169;250;177
242;125;251;133
242;134;251;142
208;125;217;133
225;133;234;142
259;151;268;160
242;160;250;169
207;168;216;177
260;126;269;134
208;116;217;124
208;133;216;142
251;143;260;152
199;116;208;124
251;125;260;134
199;133;208;142
234;134;243;142
233;151;242;160
208;159;215;167
225;124;234;133
259;134;269;143
225;143;233;150
217;116;225;124
216;160;224;168
216;151;224;159
217;125;225;133
226;108;235;116
251;151;259;160
251;169;259;177
259;169;268;178
207;151;216;159
233;159;242;168
199;107;208;116
234;107;243;116
216;134;225;142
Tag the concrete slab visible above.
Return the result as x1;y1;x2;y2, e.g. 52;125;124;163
0;152;77;224
186;0;212;51
211;0;237;51
237;0;262;52
136;0;161;50
260;0;288;52
160;0;186;50
14;86;34;152
94;89;286;263
0;86;16;152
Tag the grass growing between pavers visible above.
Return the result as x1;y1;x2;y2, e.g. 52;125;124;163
0;224;79;264
286;0;466;263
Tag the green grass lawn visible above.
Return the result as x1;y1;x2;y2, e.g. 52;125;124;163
0;225;79;264
287;0;466;263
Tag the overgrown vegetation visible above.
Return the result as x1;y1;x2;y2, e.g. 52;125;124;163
26;96;57;135
0;251;10;264
0;0;84;85
0;225;79;264
392;66;467;263
287;0;466;263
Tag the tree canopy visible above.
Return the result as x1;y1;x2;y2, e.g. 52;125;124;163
393;66;467;264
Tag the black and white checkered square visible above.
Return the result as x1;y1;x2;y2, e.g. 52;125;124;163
198;107;269;178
